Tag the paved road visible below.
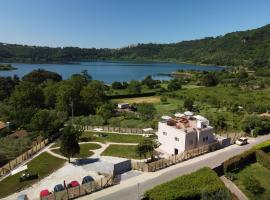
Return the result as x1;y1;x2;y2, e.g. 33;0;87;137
79;135;270;200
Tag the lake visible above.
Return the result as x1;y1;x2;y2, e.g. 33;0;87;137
0;61;223;83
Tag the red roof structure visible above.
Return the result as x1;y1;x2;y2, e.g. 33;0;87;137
69;180;79;187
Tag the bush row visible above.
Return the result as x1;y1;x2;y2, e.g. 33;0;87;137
223;150;256;173
256;150;270;170
223;140;270;173
144;167;231;200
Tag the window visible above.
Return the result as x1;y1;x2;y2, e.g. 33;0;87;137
163;131;167;136
174;137;179;142
203;136;208;142
189;139;193;145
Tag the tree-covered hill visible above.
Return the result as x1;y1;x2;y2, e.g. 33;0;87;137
1;23;270;68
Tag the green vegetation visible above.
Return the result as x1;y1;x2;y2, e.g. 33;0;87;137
101;144;143;159
82;132;144;143
1;23;270;68
60;125;81;162
144;167;231;200
233;163;270;200
0;152;66;198
52;143;101;158
0;64;17;71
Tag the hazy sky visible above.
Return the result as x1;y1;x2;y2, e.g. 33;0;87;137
0;0;270;48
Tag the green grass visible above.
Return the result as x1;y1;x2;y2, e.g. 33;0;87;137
145;167;230;200
101;144;144;159
51;143;101;158
0;152;66;198
233;163;270;200
154;98;183;115
82;132;144;143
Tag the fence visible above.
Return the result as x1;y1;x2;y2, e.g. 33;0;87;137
81;125;149;134
41;175;114;200
132;142;220;172
0;139;49;178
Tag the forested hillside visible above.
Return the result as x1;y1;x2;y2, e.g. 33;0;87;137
1;24;270;68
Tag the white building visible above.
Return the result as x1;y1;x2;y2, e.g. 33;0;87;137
117;103;130;109
157;113;216;155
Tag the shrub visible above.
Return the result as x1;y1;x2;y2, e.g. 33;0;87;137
243;176;265;194
256;150;270;170
144;167;231;200
160;96;167;104
224;172;237;181
223;150;256;173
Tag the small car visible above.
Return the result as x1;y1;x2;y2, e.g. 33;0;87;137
20;172;38;182
16;194;28;200
67;180;80;188
235;137;248;146
82;176;94;184
54;184;65;192
40;189;50;198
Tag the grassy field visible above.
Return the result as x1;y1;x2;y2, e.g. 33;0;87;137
233;163;270;200
101;144;144;159
82;132;144;143
51;143;101;158
112;96;161;104
0;152;66;198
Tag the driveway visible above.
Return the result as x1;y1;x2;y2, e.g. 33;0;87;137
78;134;270;200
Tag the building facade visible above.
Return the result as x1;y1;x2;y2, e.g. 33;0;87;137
157;114;215;155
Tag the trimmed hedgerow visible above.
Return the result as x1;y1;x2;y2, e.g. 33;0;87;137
223;150;256;173
256;150;270;170
144;167;231;200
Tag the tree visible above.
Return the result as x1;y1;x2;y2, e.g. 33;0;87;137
201;73;219;86
81;80;107;113
29;109;67;138
127;80;141;94
184;98;194;111
43;80;59;108
0;76;19;101
60;125;81;162
112;81;123;89
96;103;115;123
22;69;62;84
136;138;159;160
142;75;156;89
137;103;156;120
9;81;44;109
167;79;182;91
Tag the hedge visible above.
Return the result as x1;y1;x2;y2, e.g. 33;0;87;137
108;92;156;99
144;167;231;200
223;149;256;173
256;150;270;170
223;140;270;173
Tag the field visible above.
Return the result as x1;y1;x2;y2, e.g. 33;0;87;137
112;96;161;104
0;152;66;198
51;143;102;158
82;131;144;143
233;163;270;200
101;144;143;159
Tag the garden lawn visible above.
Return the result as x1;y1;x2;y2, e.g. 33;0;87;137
82;132;144;143
0;152;66;198
101;144;144;159
51;143;101;158
233;163;270;200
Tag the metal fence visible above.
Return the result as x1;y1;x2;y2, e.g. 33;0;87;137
0;139;49;178
41;175;114;200
81;125;148;134
132;142;220;172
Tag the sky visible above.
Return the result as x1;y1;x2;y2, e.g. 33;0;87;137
0;0;270;48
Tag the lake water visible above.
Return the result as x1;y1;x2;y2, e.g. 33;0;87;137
0;61;223;83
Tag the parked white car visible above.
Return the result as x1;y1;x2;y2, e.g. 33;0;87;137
235;137;248;146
